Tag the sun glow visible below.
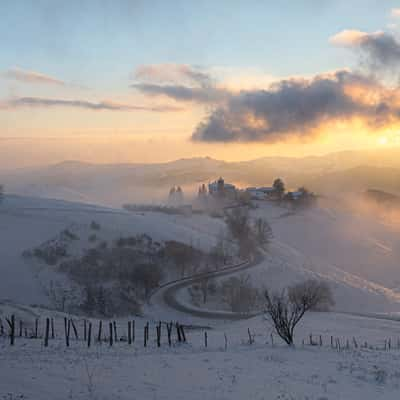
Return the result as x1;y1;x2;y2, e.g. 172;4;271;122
378;136;388;145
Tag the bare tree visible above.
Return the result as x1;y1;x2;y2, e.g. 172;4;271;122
131;263;164;299
222;274;260;313
225;208;257;258
253;218;273;246
265;279;334;345
199;274;212;304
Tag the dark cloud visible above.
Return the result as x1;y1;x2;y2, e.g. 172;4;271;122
0;97;182;112
132;83;228;103
191;70;400;142
359;32;400;69
330;30;400;73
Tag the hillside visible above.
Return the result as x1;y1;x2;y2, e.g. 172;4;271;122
1;194;400;315
0;194;226;306
2;194;400;399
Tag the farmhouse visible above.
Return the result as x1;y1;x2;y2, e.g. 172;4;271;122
208;177;237;199
246;186;276;200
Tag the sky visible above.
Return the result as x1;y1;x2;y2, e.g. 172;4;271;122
1;0;400;167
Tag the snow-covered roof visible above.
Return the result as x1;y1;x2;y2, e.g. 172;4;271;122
246;187;274;193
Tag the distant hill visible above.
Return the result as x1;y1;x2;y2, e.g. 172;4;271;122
2;148;400;206
364;189;400;208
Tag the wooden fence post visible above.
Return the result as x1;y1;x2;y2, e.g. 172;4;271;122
248;328;253;345
176;323;182;342
180;325;186;342
156;326;161;347
44;318;50;347
167;322;172;346
204;331;208;348
84;319;87;341
132;320;135;343
224;333;228;351
113;321;118;342
35;318;39;338
97;321;102;343
51;318;55;339
70;319;79;340
128;321;132;345
87;322;92;348
64;317;70;347
19;320;23;337
109;322;113;346
6;315;15;345
144;325;147;347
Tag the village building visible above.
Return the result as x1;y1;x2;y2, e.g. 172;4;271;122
208;177;237;199
246;186;276;200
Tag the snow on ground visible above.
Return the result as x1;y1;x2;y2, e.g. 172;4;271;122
1;311;400;399
249;201;400;312
3;194;400;314
255;201;400;290
3;195;400;398
0;195;225;306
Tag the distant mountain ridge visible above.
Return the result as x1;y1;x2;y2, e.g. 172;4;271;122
2;147;400;206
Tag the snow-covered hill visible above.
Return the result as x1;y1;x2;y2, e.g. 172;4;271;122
2;194;400;315
0;194;225;306
2;194;400;399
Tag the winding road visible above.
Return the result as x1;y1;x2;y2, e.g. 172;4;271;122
149;252;264;320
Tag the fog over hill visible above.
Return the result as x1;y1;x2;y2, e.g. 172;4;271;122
2;147;400;206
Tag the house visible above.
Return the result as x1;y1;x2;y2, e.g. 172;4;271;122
246;186;276;200
291;191;303;200
208;177;237;199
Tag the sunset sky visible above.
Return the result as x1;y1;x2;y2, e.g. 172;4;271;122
1;0;400;167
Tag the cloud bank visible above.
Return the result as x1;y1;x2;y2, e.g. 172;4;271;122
133;60;400;143
191;71;400;142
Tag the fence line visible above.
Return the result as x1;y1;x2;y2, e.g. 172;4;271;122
1;315;399;354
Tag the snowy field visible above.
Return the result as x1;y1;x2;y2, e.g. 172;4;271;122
2;194;400;399
1;312;400;400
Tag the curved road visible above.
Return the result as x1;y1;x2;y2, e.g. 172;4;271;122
149;252;264;320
